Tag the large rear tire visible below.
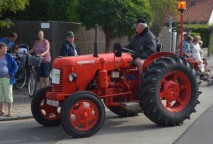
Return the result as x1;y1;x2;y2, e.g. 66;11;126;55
140;56;201;126
31;87;60;126
60;91;105;138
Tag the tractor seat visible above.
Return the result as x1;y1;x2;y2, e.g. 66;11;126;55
156;43;163;52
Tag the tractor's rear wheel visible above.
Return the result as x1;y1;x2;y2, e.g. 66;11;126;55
60;91;105;138
31;87;60;126
140;56;201;126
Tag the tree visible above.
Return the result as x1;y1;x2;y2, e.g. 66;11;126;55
0;0;28;28
3;0;79;22
149;0;177;37
76;0;151;52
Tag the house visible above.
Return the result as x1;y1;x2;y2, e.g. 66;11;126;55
160;0;213;52
178;0;213;24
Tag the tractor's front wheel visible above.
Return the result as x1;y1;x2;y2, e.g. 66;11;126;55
31;87;60;126
60;91;105;138
140;56;201;126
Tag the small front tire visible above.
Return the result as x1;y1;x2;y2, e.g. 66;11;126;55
31;87;60;126
60;91;105;138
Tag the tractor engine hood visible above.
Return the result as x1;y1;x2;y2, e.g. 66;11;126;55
53;53;133;68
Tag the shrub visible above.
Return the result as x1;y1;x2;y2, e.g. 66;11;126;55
185;24;210;48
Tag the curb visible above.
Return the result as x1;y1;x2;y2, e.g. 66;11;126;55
0;115;33;121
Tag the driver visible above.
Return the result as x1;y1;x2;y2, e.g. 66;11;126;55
126;18;157;73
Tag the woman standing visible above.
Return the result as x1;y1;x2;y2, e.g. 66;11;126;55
29;30;51;88
0;42;18;117
191;36;204;72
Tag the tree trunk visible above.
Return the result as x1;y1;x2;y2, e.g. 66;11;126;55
105;35;112;52
103;26;113;52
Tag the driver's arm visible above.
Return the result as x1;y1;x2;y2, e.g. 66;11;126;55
138;37;156;59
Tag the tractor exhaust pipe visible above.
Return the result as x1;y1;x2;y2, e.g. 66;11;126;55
93;24;98;57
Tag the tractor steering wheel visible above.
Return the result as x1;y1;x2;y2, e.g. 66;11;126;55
122;48;136;55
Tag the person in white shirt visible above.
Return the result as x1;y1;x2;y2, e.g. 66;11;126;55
191;36;204;72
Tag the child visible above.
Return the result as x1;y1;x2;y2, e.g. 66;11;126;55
8;44;19;58
8;45;26;67
202;58;213;86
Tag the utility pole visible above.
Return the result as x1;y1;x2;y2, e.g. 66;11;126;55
178;1;186;57
169;16;173;52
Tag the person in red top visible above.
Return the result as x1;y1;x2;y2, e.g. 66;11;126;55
29;30;51;88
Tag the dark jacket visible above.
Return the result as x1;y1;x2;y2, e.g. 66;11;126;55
5;53;18;84
127;28;157;59
60;41;77;57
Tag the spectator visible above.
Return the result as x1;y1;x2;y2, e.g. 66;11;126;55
126;18;156;73
60;31;78;57
7;44;19;58
0;32;18;50
201;58;213;86
176;36;193;59
198;40;204;59
0;42;18;117
198;40;203;47
28;30;51;88
191;36;204;72
8;45;25;67
183;33;188;41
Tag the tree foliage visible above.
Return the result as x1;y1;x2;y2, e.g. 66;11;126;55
0;0;28;28
76;0;151;52
149;0;177;37
3;0;79;22
1;0;177;51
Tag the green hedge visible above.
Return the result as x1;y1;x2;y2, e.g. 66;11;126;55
209;32;213;54
185;24;210;48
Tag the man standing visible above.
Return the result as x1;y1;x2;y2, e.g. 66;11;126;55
60;31;78;57
0;32;18;50
126;18;156;73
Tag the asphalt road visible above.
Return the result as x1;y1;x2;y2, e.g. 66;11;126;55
0;83;213;144
174;104;213;144
0;119;67;144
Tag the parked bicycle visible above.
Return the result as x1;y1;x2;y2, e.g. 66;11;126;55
13;44;29;89
27;54;42;97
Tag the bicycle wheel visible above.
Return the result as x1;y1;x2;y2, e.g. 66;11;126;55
14;64;27;89
28;71;37;97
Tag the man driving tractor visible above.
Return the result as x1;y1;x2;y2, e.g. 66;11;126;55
126;18;157;73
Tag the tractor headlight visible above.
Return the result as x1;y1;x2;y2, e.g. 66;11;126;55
69;72;77;82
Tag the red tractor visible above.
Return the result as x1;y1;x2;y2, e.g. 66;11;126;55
31;40;201;138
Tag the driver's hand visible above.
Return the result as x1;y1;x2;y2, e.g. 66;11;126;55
131;53;139;59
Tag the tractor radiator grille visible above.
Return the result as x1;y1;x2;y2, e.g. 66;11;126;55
52;68;64;92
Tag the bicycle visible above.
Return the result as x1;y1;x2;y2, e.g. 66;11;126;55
27;55;42;97
14;44;29;89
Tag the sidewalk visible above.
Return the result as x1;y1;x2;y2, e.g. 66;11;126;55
0;87;33;121
1;53;213;121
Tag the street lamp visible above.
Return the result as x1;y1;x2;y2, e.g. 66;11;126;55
178;1;186;57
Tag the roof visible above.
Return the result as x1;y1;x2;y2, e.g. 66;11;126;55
177;0;213;24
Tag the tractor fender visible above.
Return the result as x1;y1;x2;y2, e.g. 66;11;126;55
143;52;176;71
